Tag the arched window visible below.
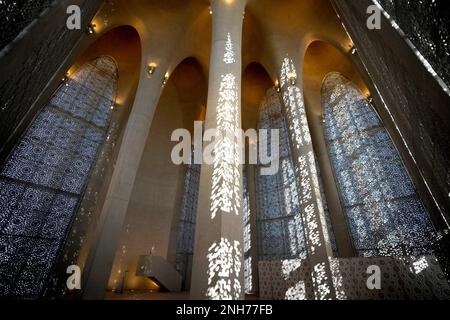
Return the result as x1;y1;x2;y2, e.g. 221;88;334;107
255;88;307;261
321;72;434;257
0;56;118;296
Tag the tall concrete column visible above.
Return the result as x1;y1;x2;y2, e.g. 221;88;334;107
278;57;336;300
190;0;246;300
81;63;166;299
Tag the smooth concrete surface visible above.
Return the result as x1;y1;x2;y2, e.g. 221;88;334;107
136;256;182;292
107;58;206;292
190;0;247;300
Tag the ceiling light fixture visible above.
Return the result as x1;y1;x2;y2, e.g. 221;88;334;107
275;80;281;93
148;63;157;76
288;72;297;86
162;72;169;86
87;23;96;35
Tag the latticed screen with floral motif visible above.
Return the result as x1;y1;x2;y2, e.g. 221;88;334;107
175;153;200;289
255;88;308;261
376;0;450;86
243;167;252;293
322;72;435;257
0;0;54;50
0;56;118;297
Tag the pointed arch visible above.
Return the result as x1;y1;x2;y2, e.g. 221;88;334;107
321;72;435;256
0;56;119;297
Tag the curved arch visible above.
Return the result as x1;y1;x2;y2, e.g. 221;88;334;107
303;40;368;118
164;57;208;128
167;55;208;84
302;39;370;257
70;25;142;111
242;62;274;130
322;72;435;256
40;25;142;299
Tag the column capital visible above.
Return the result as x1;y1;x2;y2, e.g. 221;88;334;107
210;0;247;12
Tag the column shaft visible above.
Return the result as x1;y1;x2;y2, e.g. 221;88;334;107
81;65;165;299
190;0;246;300
279;58;336;300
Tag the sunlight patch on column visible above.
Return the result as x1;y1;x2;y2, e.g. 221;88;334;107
206;238;242;300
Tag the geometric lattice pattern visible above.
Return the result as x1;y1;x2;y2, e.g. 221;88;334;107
243;167;252;293
376;0;450;86
0;0;53;50
322;72;435;257
175;153;200;290
259;256;450;300
255;87;308;261
0;56;117;297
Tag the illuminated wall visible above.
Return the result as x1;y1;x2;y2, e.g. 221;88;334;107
321;72;435;256
0;57;118;297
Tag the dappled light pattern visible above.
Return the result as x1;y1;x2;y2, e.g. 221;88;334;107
260;256;450;300
281;259;308;300
315;160;339;256
281;58;311;149
321;72;435;256
210;72;241;220
280;58;333;259
243;168;252;293
177;159;252;292
255;87;307;261
175;150;200;288
280;58;334;299
312;262;331;299
205;32;243;299
412;256;429;274
0;57;117;297
223;33;236;65
206;238;242;300
259;259;313;300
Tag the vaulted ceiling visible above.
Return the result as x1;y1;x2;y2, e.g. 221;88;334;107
90;0;352;79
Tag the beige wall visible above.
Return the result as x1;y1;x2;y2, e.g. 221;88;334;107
108;58;207;291
242;62;274;131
